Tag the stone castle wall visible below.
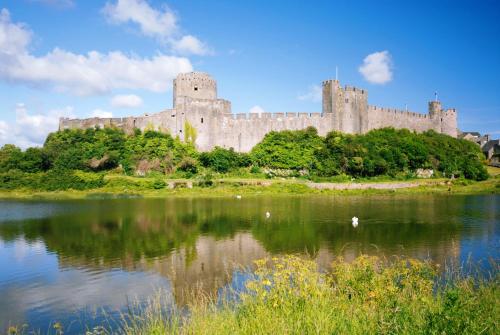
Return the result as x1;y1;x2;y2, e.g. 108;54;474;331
59;72;459;152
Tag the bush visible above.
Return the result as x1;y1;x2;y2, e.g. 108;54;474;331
177;157;198;174
197;172;214;187
200;147;242;173
151;179;166;189
251;127;323;170
252;127;488;181
0;170;104;191
250;165;261;174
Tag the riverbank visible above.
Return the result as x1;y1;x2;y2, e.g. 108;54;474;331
120;256;500;334
0;174;498;200
6;256;498;335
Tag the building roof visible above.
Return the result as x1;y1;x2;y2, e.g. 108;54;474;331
482;140;500;152
461;131;481;137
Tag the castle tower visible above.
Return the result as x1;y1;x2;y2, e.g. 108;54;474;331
343;86;368;134
322;80;369;133
441;108;458;137
173;72;217;107
428;101;442;119
322;79;344;130
428;100;458;137
428;100;443;132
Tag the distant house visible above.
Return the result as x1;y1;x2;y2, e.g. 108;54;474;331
459;131;491;147
482;140;500;167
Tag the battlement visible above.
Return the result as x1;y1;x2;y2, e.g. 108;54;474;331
322;79;340;85
368;105;429;119
226;112;326;121
344;86;366;94
173;71;217;107
444;108;457;115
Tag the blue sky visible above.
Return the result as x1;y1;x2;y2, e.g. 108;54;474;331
0;0;499;147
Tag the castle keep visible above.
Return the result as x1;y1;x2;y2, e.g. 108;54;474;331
59;72;458;152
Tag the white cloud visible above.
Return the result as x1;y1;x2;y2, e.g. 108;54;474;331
102;0;211;55
90;109;113;118
0;120;8;142
298;85;322;102
249;105;265;114
0;103;75;148
103;0;177;39
171;35;211;56
0;8;31;56
110;94;143;108
0;8;193;95
358;50;393;84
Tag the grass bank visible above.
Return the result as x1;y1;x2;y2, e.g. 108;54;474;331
7;256;497;335
121;256;498;334
0;174;498;200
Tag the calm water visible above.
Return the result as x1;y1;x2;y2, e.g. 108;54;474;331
0;195;498;333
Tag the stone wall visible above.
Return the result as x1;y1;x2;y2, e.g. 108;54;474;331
367;106;437;133
216;112;332;152
59;71;459;152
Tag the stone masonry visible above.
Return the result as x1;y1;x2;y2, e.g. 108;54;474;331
59;72;458;152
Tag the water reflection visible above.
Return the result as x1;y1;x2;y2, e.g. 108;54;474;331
0;195;498;332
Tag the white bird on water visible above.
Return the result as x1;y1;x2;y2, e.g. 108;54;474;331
352;216;359;228
236;195;242;199
266;211;271;219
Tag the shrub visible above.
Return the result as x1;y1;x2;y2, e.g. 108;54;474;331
151;179;166;189
177;157;198;174
200;147;241;173
251;127;323;170
197;172;214;187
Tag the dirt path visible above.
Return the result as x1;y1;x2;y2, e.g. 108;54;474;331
307;180;445;190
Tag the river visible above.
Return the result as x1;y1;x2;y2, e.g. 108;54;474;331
0;195;498;333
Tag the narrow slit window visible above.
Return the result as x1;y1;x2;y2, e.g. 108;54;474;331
201;117;204;124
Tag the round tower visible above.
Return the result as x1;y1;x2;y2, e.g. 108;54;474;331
173;72;217;107
428;101;442;119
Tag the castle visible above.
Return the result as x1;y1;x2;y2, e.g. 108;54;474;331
59;72;458;152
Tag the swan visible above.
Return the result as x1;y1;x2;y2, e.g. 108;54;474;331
352;216;359;228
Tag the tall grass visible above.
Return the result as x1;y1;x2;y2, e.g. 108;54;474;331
121;255;499;335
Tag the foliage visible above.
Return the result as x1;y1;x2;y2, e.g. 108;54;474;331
251;127;323;170
152;178;167;189
196;171;214;187
253;127;488;181
123;255;499;335
199;147;251;173
0;127;490;188
177;157;198;175
184;121;198;144
0;169;104;191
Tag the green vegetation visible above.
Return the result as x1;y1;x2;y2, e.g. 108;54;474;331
0;126;491;193
6;256;497;335
120;255;498;335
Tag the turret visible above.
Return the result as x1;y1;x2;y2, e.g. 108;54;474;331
428;100;442;119
428;100;458;137
173;72;217;107
441;108;458;137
